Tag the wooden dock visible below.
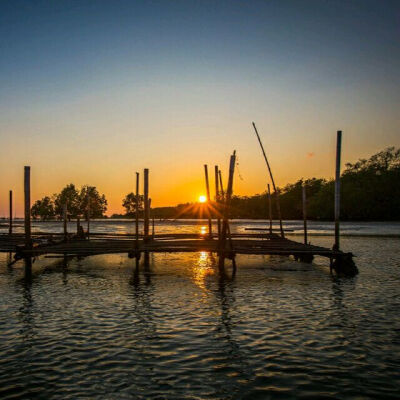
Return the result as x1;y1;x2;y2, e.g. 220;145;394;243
0;232;357;275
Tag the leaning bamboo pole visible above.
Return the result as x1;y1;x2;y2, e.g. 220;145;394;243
252;122;284;238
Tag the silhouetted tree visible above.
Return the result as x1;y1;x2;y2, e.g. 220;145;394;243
53;184;80;219
122;193;144;217
31;197;55;220
79;185;108;219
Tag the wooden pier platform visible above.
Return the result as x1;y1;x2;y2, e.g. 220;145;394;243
0;232;357;275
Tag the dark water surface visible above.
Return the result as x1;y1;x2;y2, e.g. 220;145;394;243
1;222;399;399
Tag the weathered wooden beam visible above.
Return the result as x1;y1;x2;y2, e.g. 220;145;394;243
302;182;308;245
9;190;12;235
144;168;149;241
334;130;342;250
24;166;31;248
204;164;212;238
135;172;139;248
215;165;221;239
63;203;68;240
87;191;90;239
267;184;272;235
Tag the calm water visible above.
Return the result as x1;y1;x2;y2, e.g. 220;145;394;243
1;221;399;399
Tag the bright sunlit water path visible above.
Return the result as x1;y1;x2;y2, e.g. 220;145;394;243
0;221;399;399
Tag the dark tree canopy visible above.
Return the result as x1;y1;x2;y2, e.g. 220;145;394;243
122;193;144;217
31;196;55;220
32;184;108;220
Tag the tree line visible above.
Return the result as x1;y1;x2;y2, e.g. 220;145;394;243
31;184;107;220
31;147;399;221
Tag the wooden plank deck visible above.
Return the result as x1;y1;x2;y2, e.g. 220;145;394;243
0;232;358;275
0;232;343;257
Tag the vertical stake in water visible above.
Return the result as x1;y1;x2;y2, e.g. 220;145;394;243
215;165;221;239
135;172;139;249
204;165;212;238
63;203;68;240
24;166;31;248
302;182;308;245
334;130;342;251
252;122;284;238
267;184;272;235
144;168;149;241
220;151;236;256
87;191;90;239
9;190;13;235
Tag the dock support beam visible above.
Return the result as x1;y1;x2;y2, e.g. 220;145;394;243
135;172;140;249
204;165;212;238
334;130;342;251
215;165;221;239
144;168;149;242
24;166;31;248
9;190;12;235
86;191;90;239
302;182;308;245
219;151;236;268
63;203;68;240
267;184;272;235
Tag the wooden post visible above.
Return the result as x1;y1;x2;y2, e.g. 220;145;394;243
144;168;149;241
334;130;342;250
267;184;272;235
24;166;31;248
252;122;284;238
9;190;12;235
302;182;307;245
149;198;154;239
135;172;139;248
77;216;80;234
215;165;221;239
86;191;90;238
220;151;236;253
218;170;224;201
204;164;212;238
63;203;68;240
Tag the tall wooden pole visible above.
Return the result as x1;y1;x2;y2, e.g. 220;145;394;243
215;165;221;239
218;170;224;201
252;122;284;238
9;190;12;235
24;166;31;248
63;203;68;240
204;164;212;238
135;172;139;248
334;130;342;250
267;184;272;235
302;183;308;245
144;168;149;241
220;151;236;252
86;191;90;238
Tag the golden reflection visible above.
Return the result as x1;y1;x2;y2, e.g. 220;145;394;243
200;226;207;236
192;251;215;291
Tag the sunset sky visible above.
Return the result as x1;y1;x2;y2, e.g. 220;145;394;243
0;0;399;216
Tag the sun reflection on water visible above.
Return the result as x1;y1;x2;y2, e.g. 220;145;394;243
192;251;214;291
200;226;207;236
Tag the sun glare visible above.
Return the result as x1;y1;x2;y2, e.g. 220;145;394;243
199;195;207;203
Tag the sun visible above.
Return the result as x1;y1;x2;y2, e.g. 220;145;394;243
199;195;207;203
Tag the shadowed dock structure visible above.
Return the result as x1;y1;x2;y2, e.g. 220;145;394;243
0;231;357;276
